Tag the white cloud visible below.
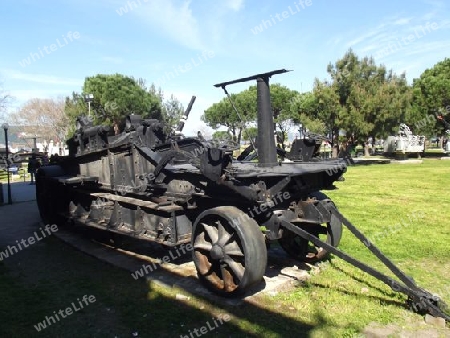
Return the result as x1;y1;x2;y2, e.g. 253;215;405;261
402;40;450;56
345;23;386;48
225;0;244;11
134;0;205;51
394;17;414;25
327;36;343;47
0;69;81;87
421;11;437;21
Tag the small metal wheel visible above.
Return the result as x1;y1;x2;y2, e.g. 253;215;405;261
192;206;267;296
279;192;343;263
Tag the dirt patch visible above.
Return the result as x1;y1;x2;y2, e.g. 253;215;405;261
362;318;450;337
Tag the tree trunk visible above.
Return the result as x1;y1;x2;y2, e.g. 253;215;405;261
114;122;120;135
364;142;370;157
230;126;236;142
331;127;339;158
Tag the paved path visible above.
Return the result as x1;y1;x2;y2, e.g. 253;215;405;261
0;201;40;249
1;181;36;204
0;180;39;247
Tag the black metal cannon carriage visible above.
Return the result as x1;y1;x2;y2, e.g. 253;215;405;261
36;70;449;320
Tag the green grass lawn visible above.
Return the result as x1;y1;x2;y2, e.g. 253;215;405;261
0;159;449;337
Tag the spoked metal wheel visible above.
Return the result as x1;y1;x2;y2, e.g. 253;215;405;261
279;192;343;263
279;221;342;262
192;206;267;296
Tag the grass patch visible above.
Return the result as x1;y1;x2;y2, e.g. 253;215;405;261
0;159;449;337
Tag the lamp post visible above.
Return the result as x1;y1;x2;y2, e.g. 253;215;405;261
2;123;12;204
84;94;94;116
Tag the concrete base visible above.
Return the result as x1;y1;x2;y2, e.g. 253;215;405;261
53;226;318;305
440;156;450;160
391;159;423;164
352;158;391;165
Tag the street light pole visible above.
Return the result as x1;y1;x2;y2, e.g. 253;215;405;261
84;94;94;117
2;123;12;204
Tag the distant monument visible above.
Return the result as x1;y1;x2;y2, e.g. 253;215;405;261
384;124;425;159
439;116;450;155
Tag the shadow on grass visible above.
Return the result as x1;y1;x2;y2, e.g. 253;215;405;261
315;260;407;308
0;222;354;338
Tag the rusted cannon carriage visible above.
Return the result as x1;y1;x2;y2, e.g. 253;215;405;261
36;70;449;320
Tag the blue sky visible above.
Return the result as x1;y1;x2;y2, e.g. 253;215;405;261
1;0;449;135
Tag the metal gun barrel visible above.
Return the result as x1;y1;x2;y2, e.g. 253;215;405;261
176;95;196;132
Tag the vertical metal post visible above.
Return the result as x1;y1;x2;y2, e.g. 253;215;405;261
257;76;277;167
4;127;12;204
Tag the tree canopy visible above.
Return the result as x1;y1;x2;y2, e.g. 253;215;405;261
202;49;446;157
10;97;69;145
64;74;162;135
314;50;412;154
411;58;450;137
202;92;253;143
0;82;12;123
202;84;299;144
81;74;162;128
64;75;188;137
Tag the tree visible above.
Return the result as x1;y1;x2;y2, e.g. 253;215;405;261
202;90;257;143
10;97;69;147
311;80;341;156
269;84;298;146
411;58;450;142
0;83;12;123
162;94;185;129
240;126;258;143
64;92;87;136
290;91;327;135
212;130;232;140
202;84;299;144
314;49;412;156
148;83;187;130
65;77;188;137
80;74;162;133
